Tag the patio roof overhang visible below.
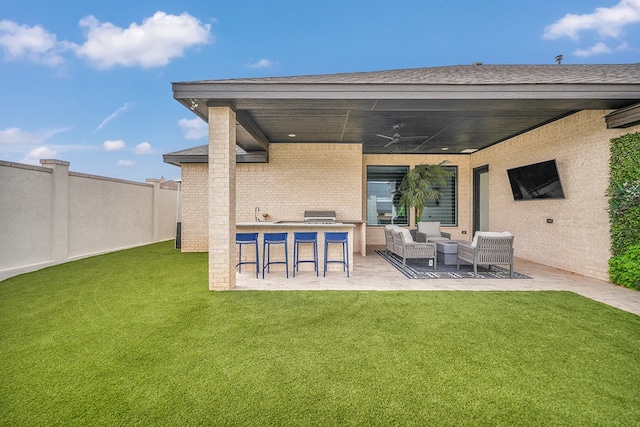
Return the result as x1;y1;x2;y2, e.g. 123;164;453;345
169;64;640;162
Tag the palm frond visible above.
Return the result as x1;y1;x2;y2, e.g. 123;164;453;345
398;161;453;225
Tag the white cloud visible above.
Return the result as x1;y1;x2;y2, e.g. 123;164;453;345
0;126;71;144
103;139;126;151
0;20;70;66
574;42;612;57
543;0;640;40
93;103;133;133
574;41;630;57
22;146;57;165
246;58;276;69
134;142;153;154
178;117;208;140
75;11;212;69
0;127;43;144
117;159;135;167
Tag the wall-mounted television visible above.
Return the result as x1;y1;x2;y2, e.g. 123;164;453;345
506;160;565;200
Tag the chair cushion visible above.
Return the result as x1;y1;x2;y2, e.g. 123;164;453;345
426;236;449;243
400;228;413;243
471;231;513;247
417;221;441;236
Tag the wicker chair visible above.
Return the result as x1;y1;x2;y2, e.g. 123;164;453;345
456;232;514;278
383;225;395;253
412;221;451;243
391;228;437;269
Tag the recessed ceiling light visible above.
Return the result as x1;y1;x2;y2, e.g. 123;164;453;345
288;134;296;138
441;147;449;151
460;148;478;153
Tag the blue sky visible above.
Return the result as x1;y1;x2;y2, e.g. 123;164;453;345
1;0;639;182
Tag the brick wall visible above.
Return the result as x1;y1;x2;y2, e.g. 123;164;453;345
237;143;362;222
470;110;640;281
180;143;363;251
180;163;209;251
178;110;640;282
362;155;472;245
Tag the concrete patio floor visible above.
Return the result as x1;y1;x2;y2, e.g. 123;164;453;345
235;246;640;317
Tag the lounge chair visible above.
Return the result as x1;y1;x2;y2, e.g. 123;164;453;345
456;231;514;277
391;227;437;269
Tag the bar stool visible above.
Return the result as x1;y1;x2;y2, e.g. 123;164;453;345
235;232;259;278
262;232;289;279
293;232;318;277
323;232;349;277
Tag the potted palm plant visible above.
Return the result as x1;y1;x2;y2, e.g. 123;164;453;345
398;161;453;226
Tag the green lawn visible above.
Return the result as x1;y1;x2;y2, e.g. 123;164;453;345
1;241;639;426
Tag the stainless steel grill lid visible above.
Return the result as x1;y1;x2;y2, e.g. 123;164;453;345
304;210;336;223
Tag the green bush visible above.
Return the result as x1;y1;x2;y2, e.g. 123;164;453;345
608;132;640;288
609;204;640;256
608;243;640;290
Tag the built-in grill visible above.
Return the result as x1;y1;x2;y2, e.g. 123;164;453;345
304;210;336;224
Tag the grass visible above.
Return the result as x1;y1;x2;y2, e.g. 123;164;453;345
1;242;639;426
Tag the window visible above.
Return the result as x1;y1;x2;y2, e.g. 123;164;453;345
366;166;409;226
420;166;457;226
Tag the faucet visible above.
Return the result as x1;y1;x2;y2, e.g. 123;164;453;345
255;206;260;222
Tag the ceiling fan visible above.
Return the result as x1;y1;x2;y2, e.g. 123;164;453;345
376;124;430;148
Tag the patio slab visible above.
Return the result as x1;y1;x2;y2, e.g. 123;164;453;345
234;246;640;317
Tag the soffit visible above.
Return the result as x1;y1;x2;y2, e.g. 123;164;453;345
172;64;640;156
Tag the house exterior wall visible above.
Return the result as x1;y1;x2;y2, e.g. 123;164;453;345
180;163;209;252
237;143;362;222
362;155;472;246
469;110;640;281
180;143;364;252
177;109;640;282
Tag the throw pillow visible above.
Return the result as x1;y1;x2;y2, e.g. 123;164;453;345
417;221;441;236
400;228;413;243
471;231;513;247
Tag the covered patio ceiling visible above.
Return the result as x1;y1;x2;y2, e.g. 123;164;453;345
172;64;640;159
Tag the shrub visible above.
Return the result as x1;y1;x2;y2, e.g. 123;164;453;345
608;132;640;288
608;243;640;290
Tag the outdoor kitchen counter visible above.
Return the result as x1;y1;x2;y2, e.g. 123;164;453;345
237;221;365;259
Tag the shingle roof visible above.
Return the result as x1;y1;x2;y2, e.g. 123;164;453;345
186;63;640;85
165;145;208;156
163;145;253;165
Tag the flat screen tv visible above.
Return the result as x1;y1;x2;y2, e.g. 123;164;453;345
507;160;565;200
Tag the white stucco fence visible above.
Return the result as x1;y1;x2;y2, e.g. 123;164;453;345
0;159;178;282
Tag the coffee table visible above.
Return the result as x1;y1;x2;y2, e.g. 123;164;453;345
435;240;471;265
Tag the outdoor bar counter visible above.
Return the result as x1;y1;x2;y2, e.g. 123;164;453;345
236;221;364;274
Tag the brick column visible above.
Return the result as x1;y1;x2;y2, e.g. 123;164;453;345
208;107;236;290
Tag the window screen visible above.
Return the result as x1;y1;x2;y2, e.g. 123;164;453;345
366;166;409;226
420;166;457;226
